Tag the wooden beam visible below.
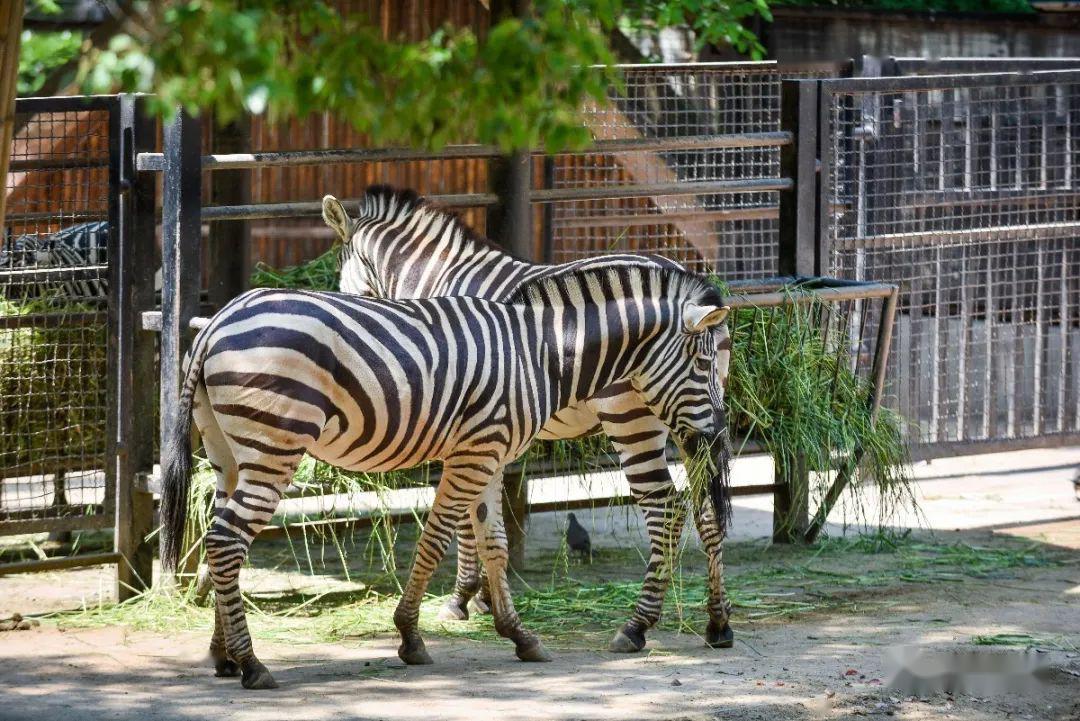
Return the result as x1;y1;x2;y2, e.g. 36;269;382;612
583;103;717;264
0;0;26;232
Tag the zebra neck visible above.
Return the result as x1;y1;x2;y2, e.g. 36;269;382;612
537;299;662;415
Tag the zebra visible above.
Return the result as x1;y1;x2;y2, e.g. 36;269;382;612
322;186;735;654
159;262;731;689
1;221;109;300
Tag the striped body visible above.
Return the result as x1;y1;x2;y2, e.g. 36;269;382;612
323;187;735;652
2;221;109;300
160;263;730;688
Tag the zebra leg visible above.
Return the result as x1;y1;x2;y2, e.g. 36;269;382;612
192;381;242;677
437;516;482;621
471;476;550;662
205;473;287;690
394;482;468;665
594;399;687;653
439;469;504;621
470;570;493;615
694;497;734;649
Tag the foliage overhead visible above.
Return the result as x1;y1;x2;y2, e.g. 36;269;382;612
76;0;769;152
18;28;82;95
773;0;1033;13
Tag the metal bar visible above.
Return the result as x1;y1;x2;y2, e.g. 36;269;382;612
13;94;118;113
821;69;1080;94
113;94;156;600
0;265;108;283
134;132;795;172
0;311;106;330
159;109;202;525
908;432;1080;462
779;79;820;277
554;207;778;230
136;144;503;171
836;221;1080;250
0;513;114;537
255;482;785;542
1;209;106;224
531;179;792;203
0;552;122;576
804;287;898;543
201;193;498;221
105;93;122;572
7;157;109;172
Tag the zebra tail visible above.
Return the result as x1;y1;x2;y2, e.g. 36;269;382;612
710;431;734;534
159;336;209;574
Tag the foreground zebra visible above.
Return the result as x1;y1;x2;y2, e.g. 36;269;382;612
160;262;731;689
323;187;735;652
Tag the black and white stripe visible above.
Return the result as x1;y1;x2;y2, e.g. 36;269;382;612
160;262;730;689
1;221;109;300
324;186;735;653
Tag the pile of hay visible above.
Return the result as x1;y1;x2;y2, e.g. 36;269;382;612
0;296;107;476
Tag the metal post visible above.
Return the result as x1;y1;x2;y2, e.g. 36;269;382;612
160;109;202;582
775;79;820;542
778;79;820;278
113;95;157;598
804;287;899;544
207;117;251;310
488;151;533;570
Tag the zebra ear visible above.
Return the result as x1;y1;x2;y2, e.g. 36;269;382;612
322;195;352;242
684;304;730;333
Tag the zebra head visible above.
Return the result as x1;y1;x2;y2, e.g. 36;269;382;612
322;194;389;298
627;273;733;526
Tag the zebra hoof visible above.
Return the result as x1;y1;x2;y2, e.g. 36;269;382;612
398;641;434;665
214;658;240;677
706;620;734;649
608;627;646;653
468;596;491;615
515;641;552;662
240;659;278;689
210;645;240;677
437;599;469;622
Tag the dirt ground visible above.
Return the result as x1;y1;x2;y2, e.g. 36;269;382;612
1;447;1078;721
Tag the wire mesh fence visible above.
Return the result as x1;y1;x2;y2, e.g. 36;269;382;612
1;98;115;533
821;71;1080;450
546;62;847;277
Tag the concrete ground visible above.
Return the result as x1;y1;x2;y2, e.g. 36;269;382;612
1;446;1078;721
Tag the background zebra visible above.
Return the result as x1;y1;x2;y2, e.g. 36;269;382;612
159;263;730;690
1;221;109;300
323;186;735;653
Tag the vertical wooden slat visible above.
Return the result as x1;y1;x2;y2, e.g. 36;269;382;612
0;0;25;232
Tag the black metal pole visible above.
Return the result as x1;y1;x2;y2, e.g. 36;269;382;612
159;109;202;584
113;94;157;598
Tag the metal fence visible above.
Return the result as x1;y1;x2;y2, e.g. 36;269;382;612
9;60;1080;590
814;69;1080;455
1;97;114;538
547;61;848;278
0;95;157;592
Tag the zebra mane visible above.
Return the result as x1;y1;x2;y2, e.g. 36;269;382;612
506;261;725;309
356;185;515;258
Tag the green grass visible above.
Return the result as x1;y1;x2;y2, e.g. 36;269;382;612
53;532;1071;649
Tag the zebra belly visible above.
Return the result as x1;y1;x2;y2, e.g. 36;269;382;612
536;401;603;441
